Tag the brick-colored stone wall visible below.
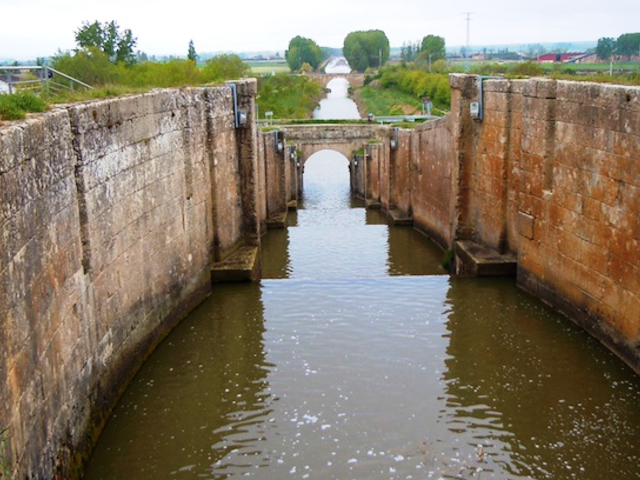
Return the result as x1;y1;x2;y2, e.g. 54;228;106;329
0;82;256;479
1;109;88;478
1;74;638;479
411;75;640;373
389;130;412;216
517;80;640;371
409;117;455;250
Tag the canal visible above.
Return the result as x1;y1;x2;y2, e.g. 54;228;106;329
83;71;640;479
84;150;640;479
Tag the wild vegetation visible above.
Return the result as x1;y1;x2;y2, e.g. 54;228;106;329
2;21;639;123
51;50;250;89
367;65;451;112
0;92;47;120
256;73;324;119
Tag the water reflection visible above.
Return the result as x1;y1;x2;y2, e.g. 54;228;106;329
83;284;275;478
313;77;360;120
262;150;446;280
84;149;640;480
442;277;640;479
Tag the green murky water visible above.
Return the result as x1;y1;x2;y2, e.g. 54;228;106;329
84;152;640;479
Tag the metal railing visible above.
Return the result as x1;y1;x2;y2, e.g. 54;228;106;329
0;66;92;95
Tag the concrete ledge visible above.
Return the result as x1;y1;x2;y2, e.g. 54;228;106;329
211;246;260;282
455;240;517;276
387;209;413;226
267;211;288;229
365;199;381;209
287;200;297;210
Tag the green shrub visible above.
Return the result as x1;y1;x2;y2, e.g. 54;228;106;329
0;93;47;121
257;73;323;119
376;66;451;111
11;93;46;112
509;61;545;77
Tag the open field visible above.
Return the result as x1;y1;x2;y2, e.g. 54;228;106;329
245;60;290;74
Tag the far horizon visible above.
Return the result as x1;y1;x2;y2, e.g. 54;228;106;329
1;39;599;64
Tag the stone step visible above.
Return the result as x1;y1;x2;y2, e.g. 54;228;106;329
387;209;413;226
455;240;517;276
211;246;260;282
267;211;288;229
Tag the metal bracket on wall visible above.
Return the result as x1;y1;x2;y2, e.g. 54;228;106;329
274;131;284;153
226;82;248;128
390;127;399;150
472;75;503;122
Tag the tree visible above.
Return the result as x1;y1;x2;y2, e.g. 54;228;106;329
596;37;617;60
201;54;250;82
285;36;324;72
188;40;198;62
418;35;446;62
343;30;390;72
74;20;137;66
616;32;640;58
51;47;122;85
400;41;421;63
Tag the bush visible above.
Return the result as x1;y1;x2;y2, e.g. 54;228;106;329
257;73;323;119
51;48;124;86
376;66;451;110
509;61;545;77
0;93;47;121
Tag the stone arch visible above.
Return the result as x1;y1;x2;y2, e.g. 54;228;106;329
297;141;364;168
302;73;367;89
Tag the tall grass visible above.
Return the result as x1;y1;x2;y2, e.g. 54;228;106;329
0;93;47;121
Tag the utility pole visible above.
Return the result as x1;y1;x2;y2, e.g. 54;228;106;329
464;12;473;72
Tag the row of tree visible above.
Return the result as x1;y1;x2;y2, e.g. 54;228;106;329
399;35;446;64
70;21;447;77
286;31;445;73
596;33;640;60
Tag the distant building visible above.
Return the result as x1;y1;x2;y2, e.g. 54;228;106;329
536;52;595;63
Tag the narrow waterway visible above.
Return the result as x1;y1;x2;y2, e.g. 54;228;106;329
84;75;640;480
313;56;360;121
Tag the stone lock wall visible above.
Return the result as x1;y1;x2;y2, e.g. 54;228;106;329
397;75;640;374
1;73;639;479
515;80;640;371
0;80;258;479
408;117;456;250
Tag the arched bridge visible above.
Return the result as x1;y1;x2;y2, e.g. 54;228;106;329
280;124;390;165
302;73;367;88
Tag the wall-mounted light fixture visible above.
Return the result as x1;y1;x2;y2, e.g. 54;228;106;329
226;82;249;128
390;127;399;150
472;75;503;122
274;131;284;153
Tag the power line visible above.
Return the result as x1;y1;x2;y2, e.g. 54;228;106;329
463;12;474;72
464;12;474;50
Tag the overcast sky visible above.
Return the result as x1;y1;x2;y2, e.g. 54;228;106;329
1;0;638;60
